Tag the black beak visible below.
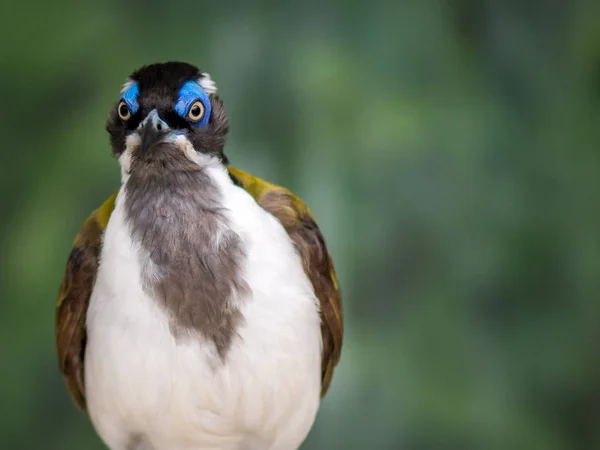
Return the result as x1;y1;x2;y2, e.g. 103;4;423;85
139;121;167;153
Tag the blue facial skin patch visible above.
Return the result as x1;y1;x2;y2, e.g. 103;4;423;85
121;82;140;114
174;81;211;127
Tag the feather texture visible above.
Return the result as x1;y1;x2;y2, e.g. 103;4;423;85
55;167;343;412
227;167;343;395
56;192;117;410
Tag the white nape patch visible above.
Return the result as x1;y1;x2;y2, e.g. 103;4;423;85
173;134;218;168
120;79;136;94
118;133;213;182
199;73;218;95
119;134;140;184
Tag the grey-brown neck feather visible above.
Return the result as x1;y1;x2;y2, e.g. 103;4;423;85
123;144;247;358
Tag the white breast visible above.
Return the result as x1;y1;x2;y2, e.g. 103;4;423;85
85;164;322;450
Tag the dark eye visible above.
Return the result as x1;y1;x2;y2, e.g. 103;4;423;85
118;101;131;121
187;101;205;122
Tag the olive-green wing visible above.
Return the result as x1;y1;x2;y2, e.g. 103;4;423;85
56;166;343;404
55;193;117;410
228;167;343;396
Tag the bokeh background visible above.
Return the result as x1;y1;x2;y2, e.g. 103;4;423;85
1;0;600;449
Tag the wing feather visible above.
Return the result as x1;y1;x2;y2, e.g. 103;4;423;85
56;166;343;410
228;167;343;396
55;193;116;410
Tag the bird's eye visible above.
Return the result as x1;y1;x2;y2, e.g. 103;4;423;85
187;101;205;122
118;101;131;121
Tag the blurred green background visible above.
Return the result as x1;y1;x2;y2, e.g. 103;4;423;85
1;0;600;449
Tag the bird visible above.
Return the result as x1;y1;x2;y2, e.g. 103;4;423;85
55;61;343;450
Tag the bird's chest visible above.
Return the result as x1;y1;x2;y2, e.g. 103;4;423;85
84;187;322;449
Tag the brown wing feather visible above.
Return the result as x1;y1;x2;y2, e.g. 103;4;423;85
228;167;343;396
56;166;342;408
56;193;117;410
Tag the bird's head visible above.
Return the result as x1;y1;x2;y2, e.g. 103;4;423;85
106;62;229;178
